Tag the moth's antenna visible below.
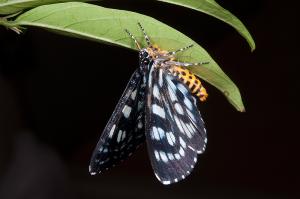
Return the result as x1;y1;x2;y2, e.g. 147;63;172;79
137;22;151;46
125;29;141;50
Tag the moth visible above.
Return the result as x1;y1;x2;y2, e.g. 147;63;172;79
89;23;208;185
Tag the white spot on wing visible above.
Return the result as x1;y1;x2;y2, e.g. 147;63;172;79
153;85;160;100
108;124;116;138
89;166;93;173
179;147;185;156
181;121;192;138
166;132;175;146
186;109;196;122
98;146;103;152
154;150;160;161
131;89;137;100
159;151;168;163
174;116;184;132
189;123;196;133
179;137;187;148
157;127;165;139
170;132;176;143
184;97;193;110
121;131;126;141
167;153;175;160
177;84;188;95
174;103;184;115
90;172;96;175
152;126;160;140
193;97;197;106
167;85;177;102
138;121;143;129
117;130;123;142
188;145;196;151
166;75;176;90
122;105;132;118
186;123;194;135
152;104;165;118
162;180;171;185
159;69;163;87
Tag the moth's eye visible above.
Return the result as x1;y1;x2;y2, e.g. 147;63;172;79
142;51;149;57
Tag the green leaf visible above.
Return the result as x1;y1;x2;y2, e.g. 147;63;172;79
1;0;255;52
0;0;92;15
8;2;244;111
157;0;255;51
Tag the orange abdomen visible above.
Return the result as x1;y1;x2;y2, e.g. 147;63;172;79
170;66;208;102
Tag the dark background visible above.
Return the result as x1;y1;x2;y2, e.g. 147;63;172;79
0;0;298;198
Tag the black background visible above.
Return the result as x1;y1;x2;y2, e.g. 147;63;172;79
0;0;298;198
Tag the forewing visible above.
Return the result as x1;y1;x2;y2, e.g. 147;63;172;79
89;69;146;174
145;67;207;185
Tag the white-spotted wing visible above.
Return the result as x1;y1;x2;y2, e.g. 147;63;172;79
89;69;146;174
145;66;207;185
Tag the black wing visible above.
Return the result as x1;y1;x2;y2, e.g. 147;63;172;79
145;66;207;185
89;69;146;174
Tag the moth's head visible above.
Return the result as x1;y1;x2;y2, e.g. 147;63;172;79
139;49;151;66
139;44;174;67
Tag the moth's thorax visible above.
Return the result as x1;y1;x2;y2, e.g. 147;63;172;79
139;44;174;66
146;45;174;60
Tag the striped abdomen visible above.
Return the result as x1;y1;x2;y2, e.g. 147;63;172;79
170;66;208;102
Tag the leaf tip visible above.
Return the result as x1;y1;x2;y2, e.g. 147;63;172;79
223;90;245;112
239;107;246;112
250;42;256;52
247;34;256;52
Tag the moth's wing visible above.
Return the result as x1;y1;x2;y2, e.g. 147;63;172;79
145;67;207;185
89;69;146;174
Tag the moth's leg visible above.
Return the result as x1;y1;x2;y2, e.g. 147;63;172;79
166;60;209;67
167;44;194;56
